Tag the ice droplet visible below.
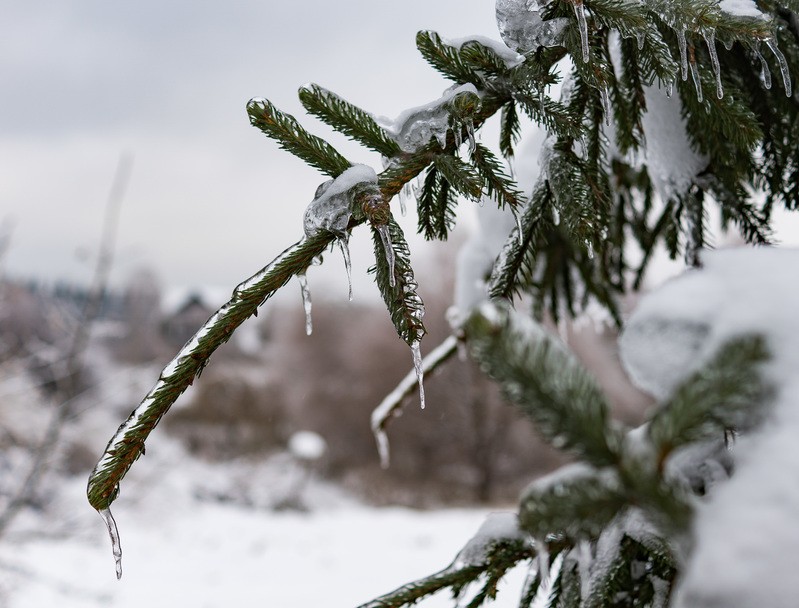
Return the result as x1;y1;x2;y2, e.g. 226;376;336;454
411;340;426;409
376;224;396;288
552;206;561;225
298;273;313;336
755;46;772;89
677;29;689;81
574;1;590;62
98;508;123;580
765;38;792;97
703;30;724;99
339;236;353;301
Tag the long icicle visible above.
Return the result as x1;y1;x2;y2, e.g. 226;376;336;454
703;30;723;99
689;45;704;103
755;44;773;89
339;236;353;301
376;224;396;287
411;340;426;409
371;336;458;468
678;29;689;81
98;508;123;580
574;0;590;63
765;38;793;97
298;272;313;335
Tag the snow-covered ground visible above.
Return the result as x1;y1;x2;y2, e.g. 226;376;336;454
0;490;527;607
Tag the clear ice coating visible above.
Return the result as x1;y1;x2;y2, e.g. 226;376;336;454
411;340;426;409
755;45;773;89
339;237;353;301
376;224;396;288
703;30;724;99
380;84;480;154
678;29;689;81
298;273;313;335
765;38;793;97
574;1;590;62
98;508;123;580
496;0;569;53
303;165;378;239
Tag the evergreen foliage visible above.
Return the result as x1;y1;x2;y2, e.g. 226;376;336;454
88;0;797;605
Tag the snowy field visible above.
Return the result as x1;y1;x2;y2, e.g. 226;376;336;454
0;500;527;608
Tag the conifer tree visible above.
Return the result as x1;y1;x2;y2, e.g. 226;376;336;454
88;0;798;605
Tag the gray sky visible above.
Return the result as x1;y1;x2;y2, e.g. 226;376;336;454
1;1;498;293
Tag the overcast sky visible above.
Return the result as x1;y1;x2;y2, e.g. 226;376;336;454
1;1;500;295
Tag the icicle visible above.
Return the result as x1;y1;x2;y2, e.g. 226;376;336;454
677;29;689;81
574;0;590;63
576;541;593;601
411;341;426;409
755;45;772;89
539;87;546;115
375;428;391;469
453;121;463;149
765;38;792;97
666;79;675;98
298;273;313;335
703;30;724;99
723;38;733;51
98;508;123;580
376;224;396;287
689;49;704;103
513;208;523;244
339;236;353;301
636;31;645;50
399;181;412;217
536;538;551;583
465;119;476;153
434;128;448;149
600;86;611;126
552;206;561;225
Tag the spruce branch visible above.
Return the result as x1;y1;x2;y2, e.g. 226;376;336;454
469;143;526;209
465;303;621;466
487;183;550;301
357;539;534;608
87;233;332;510
416;30;481;85
519;465;628;541
247;97;351;177
648;334;771;462
299;84;402;157
369;216;426;347
499;101;521;159
434;153;485;201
